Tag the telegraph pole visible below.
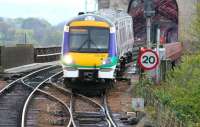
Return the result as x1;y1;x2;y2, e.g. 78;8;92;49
156;26;160;83
144;0;155;48
146;18;151;48
144;0;155;80
85;0;88;13
95;0;98;11
24;32;27;45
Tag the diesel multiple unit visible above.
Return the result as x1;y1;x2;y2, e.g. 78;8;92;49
61;9;134;85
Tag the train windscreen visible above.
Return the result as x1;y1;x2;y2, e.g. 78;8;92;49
69;27;109;52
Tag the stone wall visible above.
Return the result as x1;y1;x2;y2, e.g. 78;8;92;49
176;0;198;43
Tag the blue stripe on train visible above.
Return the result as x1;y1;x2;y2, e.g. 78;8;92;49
109;33;117;57
63;32;69;54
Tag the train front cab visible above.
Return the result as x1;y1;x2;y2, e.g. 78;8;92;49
61;15;118;85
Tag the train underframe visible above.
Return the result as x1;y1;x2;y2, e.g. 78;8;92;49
63;68;115;91
63;51;134;92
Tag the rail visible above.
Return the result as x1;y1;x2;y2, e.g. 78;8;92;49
21;71;63;127
50;82;117;127
0;65;54;95
0;65;61;127
46;79;77;126
104;95;118;127
36;89;72;127
36;52;61;57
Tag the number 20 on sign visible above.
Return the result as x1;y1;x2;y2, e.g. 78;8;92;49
138;48;159;70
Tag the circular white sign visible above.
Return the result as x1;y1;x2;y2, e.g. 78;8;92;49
138;49;159;70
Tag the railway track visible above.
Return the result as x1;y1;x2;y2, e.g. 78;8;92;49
22;72;72;127
49;80;117;127
0;66;121;127
0;65;62;127
71;93;117;127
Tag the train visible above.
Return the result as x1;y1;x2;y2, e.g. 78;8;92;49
61;9;134;87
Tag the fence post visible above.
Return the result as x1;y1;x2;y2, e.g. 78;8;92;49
0;46;3;72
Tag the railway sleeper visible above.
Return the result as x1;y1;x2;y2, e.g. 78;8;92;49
49;118;68;126
77;124;107;127
48;110;66;117
76;118;104;123
74;112;105;119
78;123;108;127
76;118;108;127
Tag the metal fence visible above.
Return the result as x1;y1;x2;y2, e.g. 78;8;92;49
139;85;186;127
137;59;191;127
34;47;61;63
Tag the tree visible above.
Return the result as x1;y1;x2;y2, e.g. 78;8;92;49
21;18;52;43
0;17;62;46
22;18;51;30
42;28;62;46
0;17;3;22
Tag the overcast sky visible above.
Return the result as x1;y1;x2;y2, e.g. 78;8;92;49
0;0;97;25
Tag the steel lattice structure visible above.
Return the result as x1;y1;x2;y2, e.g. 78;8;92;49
128;0;178;42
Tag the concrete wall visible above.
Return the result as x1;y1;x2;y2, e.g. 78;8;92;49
1;45;34;69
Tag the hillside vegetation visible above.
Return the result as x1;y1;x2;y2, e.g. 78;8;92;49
154;54;200;125
0;17;64;47
152;4;200;126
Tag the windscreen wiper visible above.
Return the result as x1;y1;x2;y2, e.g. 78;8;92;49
78;39;89;51
89;39;101;51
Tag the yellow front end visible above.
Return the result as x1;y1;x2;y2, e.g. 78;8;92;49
69;52;108;68
62;52;110;79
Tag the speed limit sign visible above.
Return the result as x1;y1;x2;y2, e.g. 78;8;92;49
138;49;159;70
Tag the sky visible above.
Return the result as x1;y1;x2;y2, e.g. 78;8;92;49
0;0;97;25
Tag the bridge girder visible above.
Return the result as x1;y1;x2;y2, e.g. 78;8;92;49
98;0;199;42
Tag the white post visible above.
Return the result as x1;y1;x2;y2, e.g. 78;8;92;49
156;28;160;49
146;17;151;80
146;18;151;48
156;28;160;84
85;0;88;13
95;0;98;11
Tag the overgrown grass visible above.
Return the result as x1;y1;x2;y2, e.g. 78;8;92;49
154;54;200;125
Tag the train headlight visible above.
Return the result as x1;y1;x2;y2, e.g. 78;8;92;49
62;54;73;65
102;58;112;65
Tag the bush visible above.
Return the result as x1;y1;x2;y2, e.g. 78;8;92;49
154;54;200;125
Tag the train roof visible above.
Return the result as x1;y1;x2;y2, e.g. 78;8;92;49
95;9;132;23
65;9;132;27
